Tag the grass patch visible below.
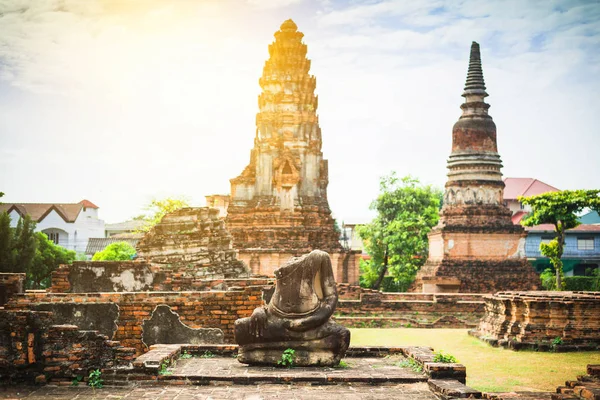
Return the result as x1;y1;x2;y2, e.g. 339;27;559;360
350;328;600;392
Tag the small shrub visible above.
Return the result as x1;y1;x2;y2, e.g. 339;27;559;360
432;351;458;363
158;361;172;376
277;348;295;368
200;351;215;358
334;360;350;369
397;358;422;373
552;337;564;346
180;351;193;359
88;369;103;389
71;375;83;386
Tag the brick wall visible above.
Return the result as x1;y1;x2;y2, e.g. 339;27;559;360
472;291;600;350
334;286;486;328
51;261;272;293
414;259;540;293
0;273;25;305
7;287;265;355
0;310;134;383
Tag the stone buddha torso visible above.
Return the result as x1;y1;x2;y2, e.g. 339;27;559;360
269;256;323;317
234;250;351;366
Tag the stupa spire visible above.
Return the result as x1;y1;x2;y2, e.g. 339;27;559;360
463;41;488;98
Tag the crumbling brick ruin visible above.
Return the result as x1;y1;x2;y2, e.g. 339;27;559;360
413;42;539;293
471;291;600;351
136;207;248;278
225;20;360;284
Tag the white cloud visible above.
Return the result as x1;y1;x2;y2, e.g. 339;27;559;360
0;0;598;224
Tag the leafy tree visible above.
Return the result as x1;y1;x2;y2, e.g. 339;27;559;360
358;174;441;291
13;214;37;274
0;212;75;288
520;190;600;290
29;232;76;289
137;197;190;232
92;241;136;261
0;212;15;272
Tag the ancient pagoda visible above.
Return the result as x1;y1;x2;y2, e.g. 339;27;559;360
225;19;360;284
413;42;539;293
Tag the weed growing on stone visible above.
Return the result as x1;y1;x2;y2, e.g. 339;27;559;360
158;361;172;376
397;358;423;373
88;369;103;389
334;360;350;369
71;375;83;387
433;351;458;363
277;348;295;368
552;337;564;346
200;351;215;358
180;351;193;359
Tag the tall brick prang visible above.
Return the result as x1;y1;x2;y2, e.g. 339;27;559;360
414;42;539;293
225;20;360;283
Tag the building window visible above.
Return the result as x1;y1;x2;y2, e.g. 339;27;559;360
47;232;59;244
577;238;595;250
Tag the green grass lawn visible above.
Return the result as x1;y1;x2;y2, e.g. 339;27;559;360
350;328;600;392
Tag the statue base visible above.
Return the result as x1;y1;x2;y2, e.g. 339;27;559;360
238;335;350;367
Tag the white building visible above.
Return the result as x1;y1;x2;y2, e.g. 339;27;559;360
0;200;105;255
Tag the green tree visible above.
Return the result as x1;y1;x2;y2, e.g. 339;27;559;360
520;190;600;290
358;174;441;291
29;232;76;289
137;197;190;232
13;214;37;274
92;241;136;261
0;211;15;272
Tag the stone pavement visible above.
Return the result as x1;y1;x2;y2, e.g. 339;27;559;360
0;383;439;399
166;355;426;384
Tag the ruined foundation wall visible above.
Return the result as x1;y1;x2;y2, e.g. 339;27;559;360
6;288;264;355
472;291;600;350
334;285;486;328
0;310;135;383
51;261;270;293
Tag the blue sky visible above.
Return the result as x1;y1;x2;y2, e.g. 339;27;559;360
0;0;599;223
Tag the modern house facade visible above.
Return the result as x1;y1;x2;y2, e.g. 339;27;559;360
503;178;599;276
525;224;600;276
0;200;105;255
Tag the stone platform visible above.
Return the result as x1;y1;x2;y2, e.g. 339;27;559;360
166;355;425;385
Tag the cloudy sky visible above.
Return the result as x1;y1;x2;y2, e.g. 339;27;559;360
0;0;598;224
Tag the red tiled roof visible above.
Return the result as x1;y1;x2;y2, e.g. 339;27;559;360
0;201;96;223
503;178;559;200
525;224;600;233
79;199;99;209
511;211;528;225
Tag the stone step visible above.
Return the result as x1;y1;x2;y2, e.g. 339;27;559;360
428;379;481;399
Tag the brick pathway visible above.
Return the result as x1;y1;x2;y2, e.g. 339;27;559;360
0;383;439;399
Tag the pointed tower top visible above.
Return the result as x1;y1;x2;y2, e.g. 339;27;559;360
280;19;298;32
463;41;488;98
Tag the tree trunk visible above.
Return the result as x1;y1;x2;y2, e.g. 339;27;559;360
372;248;388;290
555;222;565;290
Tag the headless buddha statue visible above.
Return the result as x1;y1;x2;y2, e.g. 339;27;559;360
235;250;350;366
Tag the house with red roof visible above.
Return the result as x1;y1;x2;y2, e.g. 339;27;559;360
0;199;105;255
503;178;560;224
503;178;600;277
